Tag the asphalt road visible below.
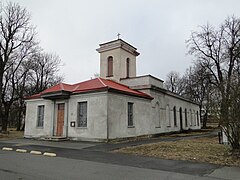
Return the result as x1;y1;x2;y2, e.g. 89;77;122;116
0;150;219;180
0;137;239;180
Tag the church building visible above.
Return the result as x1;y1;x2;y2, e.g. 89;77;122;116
24;39;200;141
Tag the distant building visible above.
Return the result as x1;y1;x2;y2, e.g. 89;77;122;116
24;39;200;141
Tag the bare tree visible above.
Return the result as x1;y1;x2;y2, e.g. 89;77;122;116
182;64;215;128
164;71;185;95
26;51;63;95
187;16;240;153
14;51;63;130
0;2;37;132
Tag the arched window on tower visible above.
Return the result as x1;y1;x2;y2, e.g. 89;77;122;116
126;58;130;78
107;56;113;77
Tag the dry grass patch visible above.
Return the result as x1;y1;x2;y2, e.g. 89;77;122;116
114;137;240;167
0;128;24;140
167;130;214;137
110;130;215;144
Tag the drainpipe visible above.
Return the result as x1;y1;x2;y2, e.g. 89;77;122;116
52;100;56;136
66;99;69;138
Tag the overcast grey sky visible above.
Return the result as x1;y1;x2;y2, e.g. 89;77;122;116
7;0;240;83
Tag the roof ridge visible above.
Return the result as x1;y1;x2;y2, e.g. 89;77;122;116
60;83;64;90
107;79;152;96
107;78;130;88
61;82;72;86
98;77;108;87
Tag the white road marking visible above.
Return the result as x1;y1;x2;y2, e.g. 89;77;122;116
16;149;27;153
2;147;13;151
43;152;57;157
30;150;42;155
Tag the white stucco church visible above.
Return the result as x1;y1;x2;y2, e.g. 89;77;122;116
24;38;200;141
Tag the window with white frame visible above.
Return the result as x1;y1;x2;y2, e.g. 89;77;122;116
77;102;87;127
128;102;134;127
37;105;44;127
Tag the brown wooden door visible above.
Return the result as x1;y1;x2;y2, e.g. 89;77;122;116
56;103;65;136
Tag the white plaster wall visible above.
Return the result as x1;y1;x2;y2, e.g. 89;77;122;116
120;75;164;89
100;48;136;82
67;92;108;141
24;90;200;141
107;93;152;139
107;90;200;139
149;90;201;132
24;99;54;138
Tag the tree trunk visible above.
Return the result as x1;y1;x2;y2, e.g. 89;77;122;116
202;110;208;128
1;105;11;132
1;114;8;132
21;121;25;131
231;143;240;157
16;109;22;131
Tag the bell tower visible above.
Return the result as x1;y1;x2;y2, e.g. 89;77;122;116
96;39;140;82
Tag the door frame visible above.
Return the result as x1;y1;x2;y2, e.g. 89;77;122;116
54;101;66;137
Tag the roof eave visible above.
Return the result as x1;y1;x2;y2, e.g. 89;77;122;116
108;88;153;100
41;90;72;100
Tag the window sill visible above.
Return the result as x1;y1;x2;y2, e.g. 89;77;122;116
36;127;44;129
76;127;87;129
106;75;113;77
167;125;171;128
128;126;135;128
155;126;161;128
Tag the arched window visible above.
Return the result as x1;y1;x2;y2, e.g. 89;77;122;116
197;111;200;126
185;108;188;127
166;105;171;127
173;106;177;127
155;102;160;127
193;110;196;126
189;109;192;126
179;107;183;130
107;56;113;77
126;58;130;78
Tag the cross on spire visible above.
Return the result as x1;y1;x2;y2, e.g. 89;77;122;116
117;33;121;39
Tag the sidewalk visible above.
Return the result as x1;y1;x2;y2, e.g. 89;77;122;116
0;129;218;152
209;166;240;180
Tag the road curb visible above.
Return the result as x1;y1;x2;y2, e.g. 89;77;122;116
30;150;42;155
16;149;27;153
2;147;13;151
43;152;57;157
2;147;56;157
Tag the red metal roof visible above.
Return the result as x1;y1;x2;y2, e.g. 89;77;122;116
41;83;74;94
26;78;153;100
